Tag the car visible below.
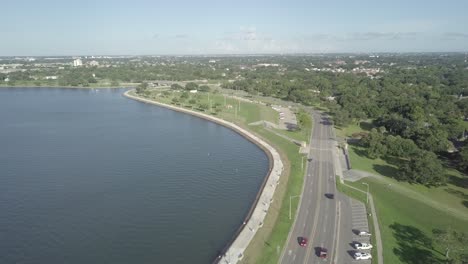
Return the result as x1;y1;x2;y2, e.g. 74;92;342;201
325;193;334;199
299;237;308;247
354;252;372;260
319;248;328;259
353;242;373;250
358;231;372;236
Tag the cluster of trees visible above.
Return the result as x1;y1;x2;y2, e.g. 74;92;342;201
361;128;445;185
171;82;211;92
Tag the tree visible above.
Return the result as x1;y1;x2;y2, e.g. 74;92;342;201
171;97;179;105
171;83;183;90
188;99;197;105
185;82;198;91
136;82;148;94
198;103;209;111
385;135;419;158
180;92;189;99
458;146;468;172
361;128;387;159
198;85;211;92
398;150;445;185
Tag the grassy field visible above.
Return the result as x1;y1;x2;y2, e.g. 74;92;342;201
144;89;279;124
135;88;312;264
339;124;468;263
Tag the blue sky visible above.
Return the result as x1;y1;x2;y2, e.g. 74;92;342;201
1;0;468;55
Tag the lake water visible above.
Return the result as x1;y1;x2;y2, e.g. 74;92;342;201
0;87;269;264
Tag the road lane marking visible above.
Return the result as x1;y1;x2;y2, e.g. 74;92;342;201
303;117;326;264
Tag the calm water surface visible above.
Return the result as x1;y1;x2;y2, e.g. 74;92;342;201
0;88;269;264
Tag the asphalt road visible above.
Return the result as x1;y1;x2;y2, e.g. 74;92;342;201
280;112;339;264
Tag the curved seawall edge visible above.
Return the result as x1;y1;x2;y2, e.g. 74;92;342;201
123;90;284;264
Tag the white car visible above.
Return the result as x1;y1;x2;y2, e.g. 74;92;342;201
354;252;372;260
353;242;373;250
358;231;372;236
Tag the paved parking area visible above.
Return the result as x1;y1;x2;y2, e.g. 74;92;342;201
348;199;372;263
271;105;297;130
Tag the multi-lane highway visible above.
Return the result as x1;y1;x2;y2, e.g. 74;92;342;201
280;112;339;264
280;111;375;264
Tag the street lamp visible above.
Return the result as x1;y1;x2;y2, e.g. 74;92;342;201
289;195;301;220
362;182;369;204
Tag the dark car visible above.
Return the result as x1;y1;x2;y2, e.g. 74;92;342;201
325;193;334;199
299;237;308;247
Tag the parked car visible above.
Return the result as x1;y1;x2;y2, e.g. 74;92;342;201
299;237;308;247
358;231;372;236
354;252;372;260
353;242;373;250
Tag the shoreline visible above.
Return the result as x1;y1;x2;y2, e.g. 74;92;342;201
123;90;284;264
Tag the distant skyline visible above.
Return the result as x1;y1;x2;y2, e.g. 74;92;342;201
1;0;468;56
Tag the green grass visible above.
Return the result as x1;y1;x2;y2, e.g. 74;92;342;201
348;145;468;220
143;90;279;125
347;178;468;264
338;123;468;263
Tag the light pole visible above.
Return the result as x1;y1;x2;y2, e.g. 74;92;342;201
362;182;369;204
289;195;301;220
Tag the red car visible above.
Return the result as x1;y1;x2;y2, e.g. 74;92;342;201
299;237;308;247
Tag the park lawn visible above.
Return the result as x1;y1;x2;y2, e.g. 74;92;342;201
339;123;468;263
347;178;468;264
348;144;468;220
144;89;279;125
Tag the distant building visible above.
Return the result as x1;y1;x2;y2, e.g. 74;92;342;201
73;59;83;67
189;90;198;93
88;60;99;66
45;76;57;80
209;59;216;63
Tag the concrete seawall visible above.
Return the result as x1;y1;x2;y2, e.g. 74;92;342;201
123;91;284;264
